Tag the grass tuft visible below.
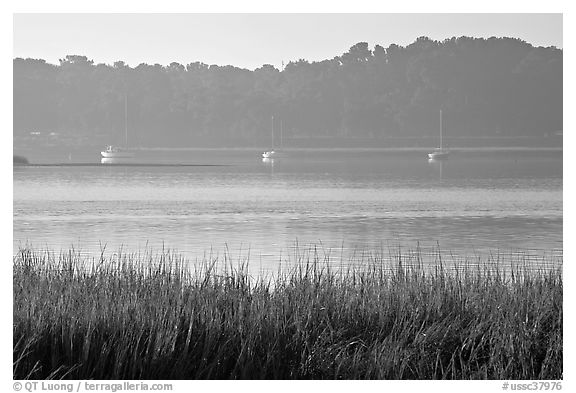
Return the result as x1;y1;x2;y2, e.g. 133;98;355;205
13;246;562;379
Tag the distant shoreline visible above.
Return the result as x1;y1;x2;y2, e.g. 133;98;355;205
13;146;554;153
12;146;562;166
17;163;230;167
130;146;563;152
13;146;564;155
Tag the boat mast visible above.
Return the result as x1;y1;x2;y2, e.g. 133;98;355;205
124;92;128;147
280;119;283;148
439;109;443;149
271;115;274;150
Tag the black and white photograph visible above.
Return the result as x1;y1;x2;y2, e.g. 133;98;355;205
9;4;567;387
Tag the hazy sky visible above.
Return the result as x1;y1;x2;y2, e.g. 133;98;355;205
13;13;563;70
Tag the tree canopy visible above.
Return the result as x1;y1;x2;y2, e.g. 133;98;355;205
13;37;562;148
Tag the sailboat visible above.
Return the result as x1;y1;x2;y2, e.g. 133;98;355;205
262;116;276;159
428;109;450;160
101;93;135;159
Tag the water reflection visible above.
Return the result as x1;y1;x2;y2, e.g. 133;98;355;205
101;157;136;165
262;157;275;175
428;158;445;180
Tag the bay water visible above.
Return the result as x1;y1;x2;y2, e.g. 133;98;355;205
13;149;562;273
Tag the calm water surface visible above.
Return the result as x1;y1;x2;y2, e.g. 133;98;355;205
13;149;562;272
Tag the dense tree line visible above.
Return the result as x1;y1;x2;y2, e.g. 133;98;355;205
13;36;562;148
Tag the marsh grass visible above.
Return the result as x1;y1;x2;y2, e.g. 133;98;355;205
13;246;562;380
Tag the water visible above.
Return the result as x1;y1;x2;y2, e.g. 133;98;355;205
13;149;562;272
